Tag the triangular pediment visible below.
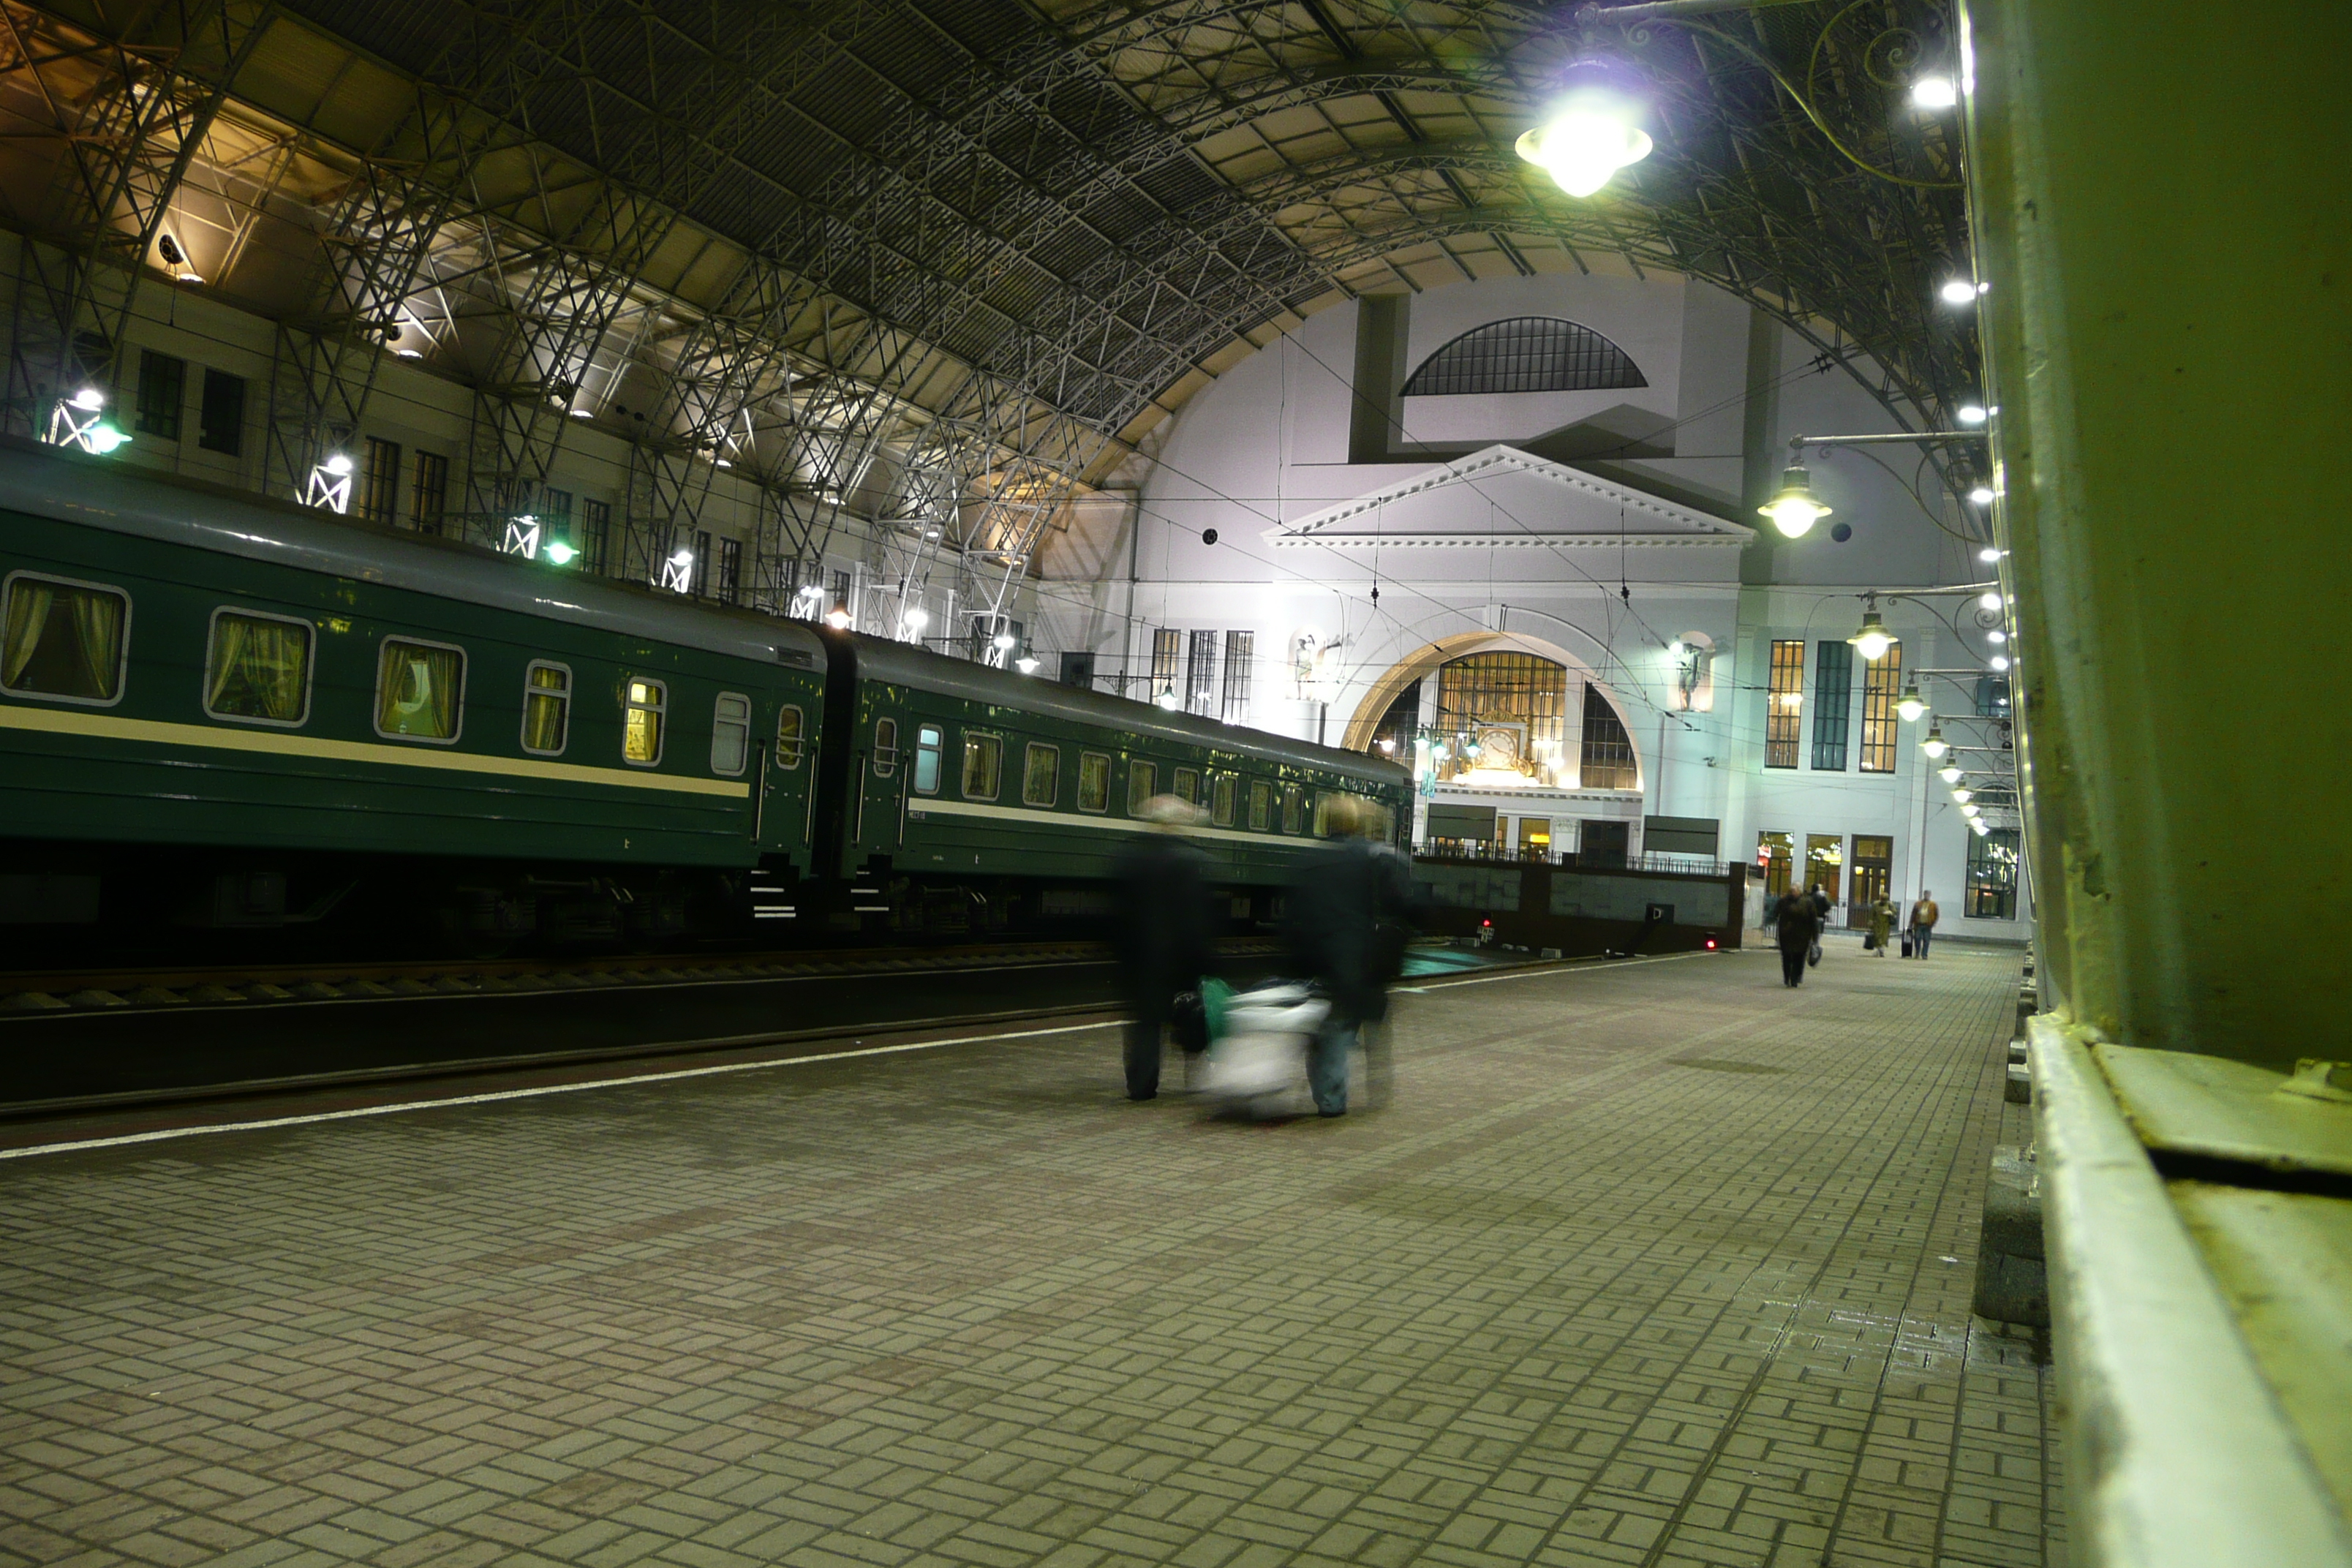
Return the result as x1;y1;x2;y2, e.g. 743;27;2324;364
1267;445;1754;549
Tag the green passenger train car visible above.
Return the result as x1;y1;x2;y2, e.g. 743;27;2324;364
816;634;1411;935
0;437;825;943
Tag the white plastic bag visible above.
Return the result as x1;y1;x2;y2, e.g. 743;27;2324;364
1203;983;1327;1119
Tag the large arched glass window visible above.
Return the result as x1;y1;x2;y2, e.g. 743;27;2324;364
1401;317;1648;396
1434;652;1569;785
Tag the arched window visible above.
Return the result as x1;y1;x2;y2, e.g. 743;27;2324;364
1401;317;1648;397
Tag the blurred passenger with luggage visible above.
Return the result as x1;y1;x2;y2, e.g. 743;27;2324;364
1112;794;1215;1101
1908;889;1940;959
1866;894;1896;957
1281;794;1418;1117
1773;886;1825;988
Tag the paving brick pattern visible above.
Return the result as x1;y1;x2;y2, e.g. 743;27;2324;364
0;944;2059;1567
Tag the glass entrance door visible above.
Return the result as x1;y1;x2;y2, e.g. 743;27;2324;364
1803;834;1844;919
1850;835;1893;926
1757;831;1793;897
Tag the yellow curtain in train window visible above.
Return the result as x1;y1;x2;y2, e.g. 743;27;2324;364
521;665;568;753
4;580;124;699
378;642;461;739
208;614;309;721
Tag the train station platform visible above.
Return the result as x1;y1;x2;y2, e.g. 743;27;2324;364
0;946;2057;1568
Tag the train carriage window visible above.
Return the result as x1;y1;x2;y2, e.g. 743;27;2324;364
1172;766;1199;806
774;705;806;769
1;574;129;706
1023;743;1059;807
205;608;311;727
913;725;942;794
1212;773;1236;828
375;638;464;743
711;693;752;775
1248;780;1272;832
622;676;665;764
1126;761;1156;815
1283;784;1303;834
520;662;570;754
1077;752;1110;813
872;717;900;777
962;734;1002;800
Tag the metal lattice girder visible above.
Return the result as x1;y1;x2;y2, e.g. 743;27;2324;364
0;0;273;430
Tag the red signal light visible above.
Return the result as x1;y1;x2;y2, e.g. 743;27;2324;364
1705;937;1718;950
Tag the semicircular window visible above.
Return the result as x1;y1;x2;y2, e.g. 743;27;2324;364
1401;317;1648;396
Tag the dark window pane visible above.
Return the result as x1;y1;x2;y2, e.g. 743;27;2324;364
198;369;244;455
1401;317;1648;396
411;452;449;535
1811;641;1852;770
136;350;184;440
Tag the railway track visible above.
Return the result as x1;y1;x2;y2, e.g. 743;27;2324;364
0;938;1288;1016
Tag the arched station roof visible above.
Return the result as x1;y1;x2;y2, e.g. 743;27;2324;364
0;0;1971;584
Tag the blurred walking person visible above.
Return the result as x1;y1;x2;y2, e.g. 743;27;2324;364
1774;886;1824;987
1284;796;1417;1117
1909;889;1941;959
1112;796;1215;1101
1866;893;1896;957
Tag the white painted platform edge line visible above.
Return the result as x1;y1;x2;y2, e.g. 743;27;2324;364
1408;950;1705;990
0;1020;1120;1162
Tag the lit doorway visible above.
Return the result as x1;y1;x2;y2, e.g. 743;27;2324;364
1850;835;1893;927
1519;816;1551;862
1757;832;1793;897
1803;834;1844;918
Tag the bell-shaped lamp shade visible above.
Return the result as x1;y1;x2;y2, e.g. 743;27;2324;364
1848;609;1895;663
1757;463;1832;538
1950;788;1973;805
1921;724;1950;761
1516;61;1652;199
1938;764;1964;785
1896;683;1927;722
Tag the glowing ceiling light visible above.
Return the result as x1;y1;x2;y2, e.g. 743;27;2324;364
1921;725;1950;761
1967;486;1995;505
569;407;593;420
542;541;578;565
396;347;424;360
1515;61;1652;199
1896;684;1927;723
1911;74;1958;109
1848;607;1895;663
1940;278;1978;306
1978;546;2001;562
84;423;130;453
1958;403;1989;425
1951;788;1973;804
1939;764;1964;785
825;600;851;630
69;388;105;412
1156;685;1181;711
323;453;354;477
903;608;930;631
1757;462;1832;538
1988;628;2008;644
1980;590;2005;611
1015;655;1040;675
1961;802;1982;818
1989;654;2012;671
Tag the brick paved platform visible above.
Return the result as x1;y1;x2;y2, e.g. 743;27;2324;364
1;945;2058;1568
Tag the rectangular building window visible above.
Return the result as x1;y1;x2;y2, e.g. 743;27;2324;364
1221;631;1253;723
1967;826;2021;919
1059;651;1096;690
198;368;244;455
135;350;184;440
1186;629;1218;717
1756;831;1793;897
720;538;742;604
1148;627;1180;706
1765;639;1803;769
1859;643;1904;772
361;437;402;524
411;451;449;535
1975;675;2013;717
1578;685;1637;790
693;530;713;598
1810;641;1852;771
581;497;610;575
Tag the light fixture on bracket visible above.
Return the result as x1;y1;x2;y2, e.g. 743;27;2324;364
1847;595;1896;663
1757;461;1832;538
1515;57;1653;199
1896;683;1928;723
1921;724;1950;761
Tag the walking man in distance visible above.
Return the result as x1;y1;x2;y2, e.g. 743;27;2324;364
1112;795;1215;1101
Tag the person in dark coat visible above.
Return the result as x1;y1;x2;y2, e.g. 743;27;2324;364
1284;796;1419;1116
1774;886;1824;987
1111;795;1216;1100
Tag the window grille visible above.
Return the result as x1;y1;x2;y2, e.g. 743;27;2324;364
1860;644;1904;772
1967;826;2021;919
1220;632;1253;721
1186;630;1219;717
1401;317;1648;397
1433;652;1567;784
581;498;610;575
410;451;448;535
1150;627;1180;704
361;437;402;524
1811;641;1852;771
720;538;742;603
135;350;184;440
198;369;244;455
1579;684;1637;790
1765;639;1803;769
